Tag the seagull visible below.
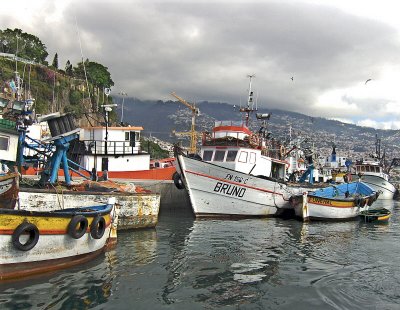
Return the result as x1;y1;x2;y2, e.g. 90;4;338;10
291;76;294;81
365;78;372;85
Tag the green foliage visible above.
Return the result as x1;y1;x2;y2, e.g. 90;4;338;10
0;28;48;63
73;59;114;89
51;53;58;69
141;138;170;159
69;90;82;105
65;60;73;76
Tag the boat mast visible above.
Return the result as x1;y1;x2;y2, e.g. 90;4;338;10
239;74;256;127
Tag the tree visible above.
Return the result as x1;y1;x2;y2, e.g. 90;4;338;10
0;28;48;63
51;53;58;69
65;60;73;76
73;59;114;89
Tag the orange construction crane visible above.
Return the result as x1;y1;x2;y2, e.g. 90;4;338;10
170;92;200;154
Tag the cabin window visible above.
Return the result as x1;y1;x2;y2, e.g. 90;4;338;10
125;132;130;141
249;152;256;164
135;132;140;141
0;136;9;151
214;150;226;162
238;151;248;163
203;150;213;161
226;150;238;162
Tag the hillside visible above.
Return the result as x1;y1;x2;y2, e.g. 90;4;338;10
115;97;400;161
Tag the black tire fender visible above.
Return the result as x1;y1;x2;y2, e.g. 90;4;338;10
173;172;185;190
12;222;39;251
67;215;88;239
90;216;106;239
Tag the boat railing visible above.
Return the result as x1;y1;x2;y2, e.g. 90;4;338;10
214;120;244;127
81;140;140;156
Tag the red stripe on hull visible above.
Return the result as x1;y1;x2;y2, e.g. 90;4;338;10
22;166;176;181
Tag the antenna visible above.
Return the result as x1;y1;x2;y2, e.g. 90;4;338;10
75;16;91;105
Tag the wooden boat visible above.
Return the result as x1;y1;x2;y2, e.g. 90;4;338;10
290;181;378;221
0;171;19;209
19;181;161;230
359;208;391;222
0;203;117;280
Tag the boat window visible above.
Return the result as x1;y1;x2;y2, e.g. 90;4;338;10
249;152;256;164
365;166;370;172
203;150;213;161
135;132;140;141
125;132;130;141
238;151;248;163
214;150;226;162
226;150;238;162
0;136;9;151
360;166;365;172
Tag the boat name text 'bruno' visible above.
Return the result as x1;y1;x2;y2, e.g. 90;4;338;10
214;182;246;197
224;173;248;184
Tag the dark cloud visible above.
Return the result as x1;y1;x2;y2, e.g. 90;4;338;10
2;1;400;122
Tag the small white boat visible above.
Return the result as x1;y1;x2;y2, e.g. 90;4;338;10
290;181;378;221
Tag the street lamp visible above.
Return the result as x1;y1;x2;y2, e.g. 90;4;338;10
119;91;127;124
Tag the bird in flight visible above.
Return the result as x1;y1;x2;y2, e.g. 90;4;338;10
291;76;294;81
365;78;372;84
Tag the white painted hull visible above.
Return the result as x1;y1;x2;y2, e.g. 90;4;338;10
293;201;361;220
352;174;396;199
176;155;293;217
0;229;111;265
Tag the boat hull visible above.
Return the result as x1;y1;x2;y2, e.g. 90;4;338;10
0;172;19;209
176;155;291;217
19;188;160;230
0;204;115;280
293;195;364;220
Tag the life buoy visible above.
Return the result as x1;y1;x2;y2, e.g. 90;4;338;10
12;222;39;251
67;215;88;239
90;216;106;239
173;172;185;190
280;145;285;157
249;134;259;147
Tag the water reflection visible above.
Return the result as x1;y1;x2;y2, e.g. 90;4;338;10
1;201;400;309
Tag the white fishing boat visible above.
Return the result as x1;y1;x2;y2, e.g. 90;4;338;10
350;160;396;199
174;76;297;217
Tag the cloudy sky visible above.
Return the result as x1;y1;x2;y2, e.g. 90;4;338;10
2;0;400;129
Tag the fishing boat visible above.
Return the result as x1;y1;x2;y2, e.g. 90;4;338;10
173;76;296;217
19;180;161;230
350;160;396;200
21;116;176;181
0;202;117;280
290;181;378;221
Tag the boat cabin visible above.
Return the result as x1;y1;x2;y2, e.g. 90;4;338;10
79;126;150;172
351;161;388;181
0;118;19;163
201;146;286;180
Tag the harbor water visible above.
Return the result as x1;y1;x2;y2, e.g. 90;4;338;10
1;200;400;309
